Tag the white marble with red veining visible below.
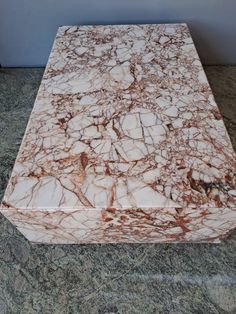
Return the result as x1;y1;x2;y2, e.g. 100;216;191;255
1;24;236;243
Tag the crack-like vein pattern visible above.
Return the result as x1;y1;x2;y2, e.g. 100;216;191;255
2;207;235;244
0;24;236;243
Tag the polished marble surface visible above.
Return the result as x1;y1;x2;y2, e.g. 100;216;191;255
0;66;236;313
1;24;236;244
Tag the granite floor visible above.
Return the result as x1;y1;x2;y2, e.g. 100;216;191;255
0;67;236;314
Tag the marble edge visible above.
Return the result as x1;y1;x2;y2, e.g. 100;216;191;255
57;23;189;30
29;239;222;245
0;204;235;212
0;28;61;207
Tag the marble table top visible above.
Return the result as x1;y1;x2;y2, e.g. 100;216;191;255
0;24;236;243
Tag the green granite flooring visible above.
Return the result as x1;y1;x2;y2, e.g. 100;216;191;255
0;67;236;314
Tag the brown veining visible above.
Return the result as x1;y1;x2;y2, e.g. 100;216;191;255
0;24;236;243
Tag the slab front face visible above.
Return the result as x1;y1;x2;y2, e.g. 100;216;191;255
1;24;236;244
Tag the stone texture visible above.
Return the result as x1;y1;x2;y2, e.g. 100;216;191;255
0;66;236;313
1;25;236;244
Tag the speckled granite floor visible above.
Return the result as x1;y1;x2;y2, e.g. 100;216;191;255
0;67;236;314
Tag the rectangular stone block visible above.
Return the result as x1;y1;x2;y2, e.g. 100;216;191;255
1;24;236;243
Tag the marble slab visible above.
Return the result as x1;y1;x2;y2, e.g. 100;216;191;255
1;24;236;244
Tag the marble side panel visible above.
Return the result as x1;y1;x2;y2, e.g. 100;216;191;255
0;24;235;243
1;206;236;244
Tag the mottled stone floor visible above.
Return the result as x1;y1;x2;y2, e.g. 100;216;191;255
0;67;236;314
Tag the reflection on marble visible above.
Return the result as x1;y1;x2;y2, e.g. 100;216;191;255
0;24;235;243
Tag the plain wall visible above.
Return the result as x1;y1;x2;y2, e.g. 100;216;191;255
0;0;235;66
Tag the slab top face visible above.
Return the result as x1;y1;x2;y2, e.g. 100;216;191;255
1;24;236;211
